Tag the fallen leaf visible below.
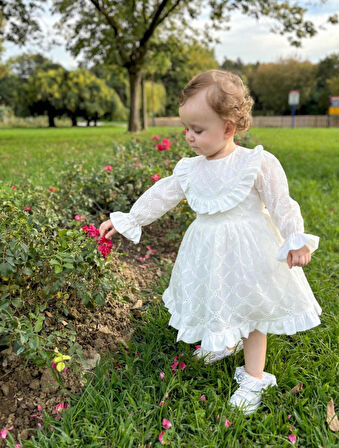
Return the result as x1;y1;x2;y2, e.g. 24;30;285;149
327;398;339;432
80;353;101;371
131;299;143;309
290;382;303;394
98;324;114;335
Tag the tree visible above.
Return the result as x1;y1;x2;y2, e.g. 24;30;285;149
2;1;338;130
250;58;316;115
159;37;219;116
0;0;47;45
327;76;339;96
26;67;68;127
65;69;127;126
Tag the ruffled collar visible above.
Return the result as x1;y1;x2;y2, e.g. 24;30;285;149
173;145;263;215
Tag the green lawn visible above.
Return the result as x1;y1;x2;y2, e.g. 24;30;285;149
2;125;338;447
0;123;180;187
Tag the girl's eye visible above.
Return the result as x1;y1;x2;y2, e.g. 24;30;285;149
184;128;203;134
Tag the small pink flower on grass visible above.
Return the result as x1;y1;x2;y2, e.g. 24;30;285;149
37;423;42;428
173;355;178;362
235;141;241;145
165;393;169;399
51;362;57;371
146;245;157;254
74;214;85;221
160;372;165;380
140;265;147;269
200;395;206;402
150;173;161;182
24;206;32;212
287;414;292;419
179;353;184;357
37;405;42;412
162;418;172;429
16;444;21;448
180;361;186;371
195;345;201;350
56;403;69;412
104;165;113;172
135;353;140;357
0;429;7;439
151;136;160;141
183;129;187;134
288;434;297;444
225;419;231;427
115;365;120;369
139;256;145;261
216;414;220;421
171;361;178;370
159;400;165;406
158;430;165;444
145;253;150;259
12;186;17;190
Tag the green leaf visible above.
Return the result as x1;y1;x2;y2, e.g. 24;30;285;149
64;264;74;269
34;315;44;332
54;264;63;274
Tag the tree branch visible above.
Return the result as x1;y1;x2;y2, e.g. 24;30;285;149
139;0;183;49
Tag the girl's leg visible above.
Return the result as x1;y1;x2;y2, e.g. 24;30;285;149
243;329;267;379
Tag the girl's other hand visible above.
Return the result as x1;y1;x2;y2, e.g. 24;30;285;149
287;245;311;269
99;219;117;240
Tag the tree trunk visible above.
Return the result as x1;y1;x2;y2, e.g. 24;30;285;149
87;118;91;127
151;73;155;127
128;69;142;132
71;115;77;126
141;75;148;130
48;112;56;128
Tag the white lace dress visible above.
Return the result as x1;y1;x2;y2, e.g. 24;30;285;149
110;145;322;352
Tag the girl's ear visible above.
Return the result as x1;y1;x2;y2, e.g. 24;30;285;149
224;121;236;137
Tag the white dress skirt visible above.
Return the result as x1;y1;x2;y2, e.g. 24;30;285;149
110;145;322;352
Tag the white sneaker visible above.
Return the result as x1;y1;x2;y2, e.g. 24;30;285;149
229;366;277;415
193;340;244;365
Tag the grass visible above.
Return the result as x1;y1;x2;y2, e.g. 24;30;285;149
0;123;180;188
2;125;339;447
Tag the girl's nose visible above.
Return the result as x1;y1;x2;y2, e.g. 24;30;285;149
186;130;194;142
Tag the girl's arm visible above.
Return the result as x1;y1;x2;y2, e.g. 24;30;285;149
109;170;186;244
254;151;320;262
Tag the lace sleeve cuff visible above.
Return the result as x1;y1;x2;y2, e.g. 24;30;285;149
277;232;320;261
110;211;142;245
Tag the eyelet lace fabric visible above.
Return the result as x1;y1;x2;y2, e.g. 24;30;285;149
110;145;322;352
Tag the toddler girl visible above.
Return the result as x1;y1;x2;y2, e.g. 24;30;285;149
99;69;321;415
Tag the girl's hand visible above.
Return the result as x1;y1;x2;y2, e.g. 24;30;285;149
287;245;311;269
99;219;117;240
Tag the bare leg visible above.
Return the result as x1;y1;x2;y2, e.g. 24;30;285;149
243;330;267;379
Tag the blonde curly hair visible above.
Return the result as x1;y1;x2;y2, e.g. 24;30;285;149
179;69;254;135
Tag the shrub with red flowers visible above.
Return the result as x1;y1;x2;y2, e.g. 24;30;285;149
157;138;171;151
82;224;114;258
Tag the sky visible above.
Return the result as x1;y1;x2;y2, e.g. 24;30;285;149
2;0;339;69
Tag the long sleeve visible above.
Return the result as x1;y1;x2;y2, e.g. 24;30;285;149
254;151;320;261
110;170;186;244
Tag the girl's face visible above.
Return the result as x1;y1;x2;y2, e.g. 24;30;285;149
179;88;235;160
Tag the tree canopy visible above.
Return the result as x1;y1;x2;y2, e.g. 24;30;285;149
1;0;338;131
